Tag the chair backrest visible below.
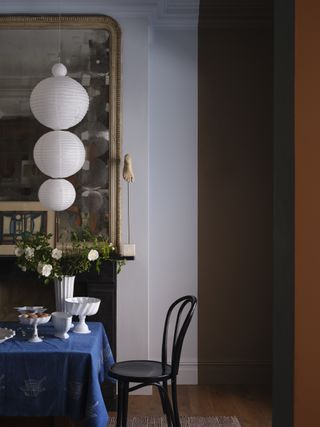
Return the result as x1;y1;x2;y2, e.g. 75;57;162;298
161;295;197;377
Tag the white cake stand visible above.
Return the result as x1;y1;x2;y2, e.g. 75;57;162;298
65;297;101;334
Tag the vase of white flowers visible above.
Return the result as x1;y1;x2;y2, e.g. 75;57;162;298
54;275;75;312
14;229;121;311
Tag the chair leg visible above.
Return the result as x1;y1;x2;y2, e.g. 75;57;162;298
163;380;168;394
157;385;171;426
171;379;181;427
122;382;129;427
163;380;169;412
163;380;175;426
157;384;174;427
116;382;124;427
158;383;167;415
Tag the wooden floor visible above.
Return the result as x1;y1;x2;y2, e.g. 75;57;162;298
0;385;272;427
110;385;272;427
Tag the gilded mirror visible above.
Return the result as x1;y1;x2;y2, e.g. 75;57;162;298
0;16;121;251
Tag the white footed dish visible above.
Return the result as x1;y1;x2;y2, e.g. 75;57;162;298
14;306;47;315
19;314;51;343
65;297;101;334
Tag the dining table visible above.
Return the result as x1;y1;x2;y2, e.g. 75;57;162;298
0;321;115;427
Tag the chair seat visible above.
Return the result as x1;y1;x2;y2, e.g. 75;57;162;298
109;360;172;383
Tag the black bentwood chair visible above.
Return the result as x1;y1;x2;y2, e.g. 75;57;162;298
108;295;197;427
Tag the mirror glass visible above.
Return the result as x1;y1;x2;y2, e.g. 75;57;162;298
0;17;121;248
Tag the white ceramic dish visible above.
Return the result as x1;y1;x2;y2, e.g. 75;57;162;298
52;311;73;339
14;306;47;314
19;314;51;343
0;327;15;344
65;297;101;334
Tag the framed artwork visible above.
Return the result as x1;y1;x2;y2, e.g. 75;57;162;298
0;16;122;250
0;202;55;256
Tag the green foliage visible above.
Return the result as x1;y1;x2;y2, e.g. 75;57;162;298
14;228;124;282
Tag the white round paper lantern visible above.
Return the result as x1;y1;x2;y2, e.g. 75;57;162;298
39;179;76;211
34;131;85;178
30;63;89;130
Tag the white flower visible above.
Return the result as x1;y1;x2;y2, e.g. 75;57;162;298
18;264;26;272
25;247;35;260
38;262;53;277
41;264;53;277
14;247;24;257
109;242;113;247
51;248;62;260
88;249;99;261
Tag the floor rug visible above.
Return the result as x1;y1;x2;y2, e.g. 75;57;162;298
108;416;241;426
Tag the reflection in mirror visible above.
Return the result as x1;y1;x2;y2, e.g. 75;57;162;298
0;16;121;248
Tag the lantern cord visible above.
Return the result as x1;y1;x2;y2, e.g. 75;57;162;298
127;182;131;244
58;0;62;63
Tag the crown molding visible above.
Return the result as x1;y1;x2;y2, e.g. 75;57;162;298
155;0;199;28
199;0;272;29
0;0;199;29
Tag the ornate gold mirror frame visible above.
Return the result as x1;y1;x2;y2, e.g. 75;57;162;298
0;15;121;251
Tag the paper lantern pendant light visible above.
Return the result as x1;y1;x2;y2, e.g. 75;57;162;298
39;179;76;211
30;63;89;130
34;130;85;178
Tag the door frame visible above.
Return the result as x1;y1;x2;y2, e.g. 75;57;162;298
273;0;295;426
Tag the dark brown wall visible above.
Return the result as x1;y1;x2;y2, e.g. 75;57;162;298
198;3;273;383
295;0;320;424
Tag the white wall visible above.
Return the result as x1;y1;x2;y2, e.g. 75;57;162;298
148;27;198;383
0;0;198;386
117;17;150;365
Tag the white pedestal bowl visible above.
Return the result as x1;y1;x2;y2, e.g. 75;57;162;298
19;314;51;343
65;297;101;334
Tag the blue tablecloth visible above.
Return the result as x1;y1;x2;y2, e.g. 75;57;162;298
0;321;115;427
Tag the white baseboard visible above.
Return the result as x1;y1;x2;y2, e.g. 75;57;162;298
116;361;270;394
120;363;198;395
130;385;152;395
116;384;153;395
178;362;198;384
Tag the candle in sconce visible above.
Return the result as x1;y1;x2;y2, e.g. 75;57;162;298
121;243;136;257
